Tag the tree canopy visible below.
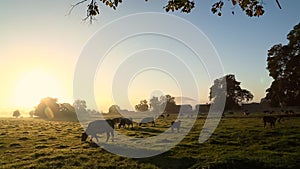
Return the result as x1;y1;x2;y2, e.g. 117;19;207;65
13;110;21;118
209;74;254;110
34;97;78;120
135;99;149;112
265;22;300;107
69;0;282;23
108;105;121;114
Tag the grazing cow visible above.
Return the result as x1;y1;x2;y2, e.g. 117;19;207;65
139;117;155;127
171;120;181;133
118;118;133;129
81;119;114;142
263;116;277;128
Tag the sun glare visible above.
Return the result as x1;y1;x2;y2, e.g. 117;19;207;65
13;70;63;108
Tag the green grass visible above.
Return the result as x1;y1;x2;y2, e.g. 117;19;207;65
0;113;300;169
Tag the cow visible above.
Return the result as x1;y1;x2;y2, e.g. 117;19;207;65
118;118;133;129
171;120;181;133
263;116;277;128
139;117;155;127
81;119;114;142
112;117;122;127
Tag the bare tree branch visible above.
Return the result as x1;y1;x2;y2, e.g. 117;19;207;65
276;0;282;9
67;0;88;16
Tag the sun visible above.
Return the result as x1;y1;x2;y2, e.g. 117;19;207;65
13;70;63;108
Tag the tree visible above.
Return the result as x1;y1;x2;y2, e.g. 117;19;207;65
135;99;149;112
13;110;21;118
58;103;77;120
108;105;121;114
35;97;59;119
73;100;87;113
265;22;300;107
149;94;178;113
209;74;253;110
160;94;177;112
149;96;163;113
69;0;282;23
29;110;34;118
34;97;78;120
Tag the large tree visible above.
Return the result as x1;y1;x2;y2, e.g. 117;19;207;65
135;99;149;112
35;97;77;120
13;110;21;118
149;94;177;113
209;74;253;110
69;0;282;23
35;97;60;119
108;105;121;114
265;22;300;107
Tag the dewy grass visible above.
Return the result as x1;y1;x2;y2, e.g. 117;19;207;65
0;112;300;169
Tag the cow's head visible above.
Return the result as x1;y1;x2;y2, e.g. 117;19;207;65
81;132;88;141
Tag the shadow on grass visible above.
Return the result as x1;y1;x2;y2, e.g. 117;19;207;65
127;127;163;133
136;151;197;169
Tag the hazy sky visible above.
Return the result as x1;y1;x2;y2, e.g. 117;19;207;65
0;0;299;114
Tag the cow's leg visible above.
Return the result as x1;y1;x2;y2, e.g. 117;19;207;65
106;132;110;142
264;121;266;128
111;131;114;142
95;135;99;142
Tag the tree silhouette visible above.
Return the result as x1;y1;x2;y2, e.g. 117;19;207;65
108;105;121;114
160;94;177;112
149;96;163;113
73;100;87;113
209;74;253;110
135;99;149;112
35;97;59;119
13;110;21;118
69;0;282;23
29;110;34;118
265;22;300;107
34;97;78;120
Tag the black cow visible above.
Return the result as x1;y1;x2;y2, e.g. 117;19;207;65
81;119;114;142
263;116;277;128
139;117;155;127
118;118;133;129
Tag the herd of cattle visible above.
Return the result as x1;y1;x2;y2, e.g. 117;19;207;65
81;116;181;142
81;110;298;143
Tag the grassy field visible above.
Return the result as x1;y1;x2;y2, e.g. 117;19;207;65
0;112;299;169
